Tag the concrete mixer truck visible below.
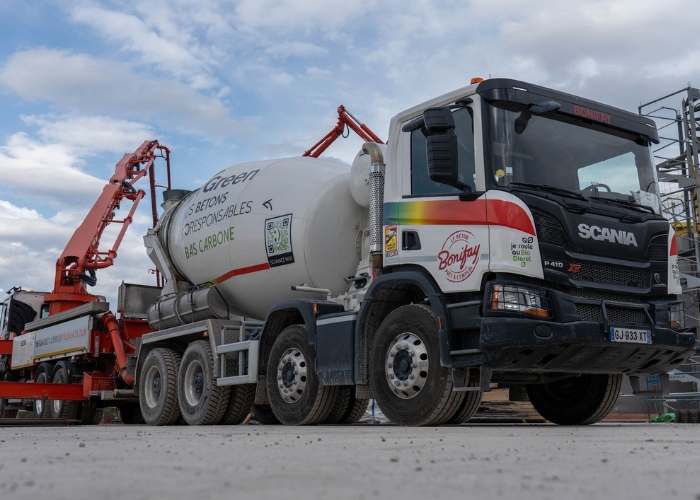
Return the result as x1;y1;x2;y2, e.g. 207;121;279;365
1;78;695;427
136;77;695;427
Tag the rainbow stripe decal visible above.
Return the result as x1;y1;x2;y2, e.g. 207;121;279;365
384;199;535;235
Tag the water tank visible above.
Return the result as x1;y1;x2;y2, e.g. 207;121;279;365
157;157;367;320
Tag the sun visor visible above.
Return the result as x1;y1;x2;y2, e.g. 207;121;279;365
476;78;659;143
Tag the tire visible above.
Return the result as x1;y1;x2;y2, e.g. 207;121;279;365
323;387;353;424
178;340;229;426
370;304;463;426
0;398;18;419
253;404;280;425
79;405;102;425
526;373;622;425
266;325;338;425
50;367;81;420
339;392;370;425
33;369;52;419
139;348;182;426
447;373;483;424
219;384;255;425
120;404;144;425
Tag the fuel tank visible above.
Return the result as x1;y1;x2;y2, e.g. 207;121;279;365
153;157;367;320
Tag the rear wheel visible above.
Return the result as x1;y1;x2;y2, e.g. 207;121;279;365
33;370;52;419
526;373;622;425
266;325;338;425
178;341;229;425
252;404;280;425
370;304;463;426
139;348;182;426
0;398;17;419
219;384;255;425
50;367;81;420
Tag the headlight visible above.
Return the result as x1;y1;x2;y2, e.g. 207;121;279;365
669;302;686;329
490;284;551;318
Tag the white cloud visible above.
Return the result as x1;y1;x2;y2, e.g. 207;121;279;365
69;2;221;90
21;115;154;154
265;41;327;59
0;48;238;137
0;133;104;206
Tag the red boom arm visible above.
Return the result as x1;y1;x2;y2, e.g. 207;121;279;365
303;105;384;158
45;140;171;314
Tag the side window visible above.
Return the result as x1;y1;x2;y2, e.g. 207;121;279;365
410;107;475;195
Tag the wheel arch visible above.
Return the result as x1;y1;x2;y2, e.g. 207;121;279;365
355;268;450;385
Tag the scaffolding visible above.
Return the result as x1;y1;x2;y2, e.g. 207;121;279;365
639;86;700;419
640;86;700;325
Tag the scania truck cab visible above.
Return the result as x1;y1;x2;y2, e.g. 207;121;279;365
344;77;694;425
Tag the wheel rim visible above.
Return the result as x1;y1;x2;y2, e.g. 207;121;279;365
35;399;44;415
183;359;205;407
52;371;64;415
385;332;429;400
276;347;307;403
144;365;163;409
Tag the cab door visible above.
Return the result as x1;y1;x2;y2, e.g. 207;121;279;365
387;103;490;293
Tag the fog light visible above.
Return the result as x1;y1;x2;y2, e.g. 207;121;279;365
669;303;686;329
490;284;551;318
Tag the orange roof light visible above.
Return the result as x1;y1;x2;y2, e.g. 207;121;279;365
471;77;484;84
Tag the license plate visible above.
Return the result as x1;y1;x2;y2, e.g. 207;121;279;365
610;327;652;344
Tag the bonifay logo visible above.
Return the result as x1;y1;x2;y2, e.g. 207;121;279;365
438;230;480;283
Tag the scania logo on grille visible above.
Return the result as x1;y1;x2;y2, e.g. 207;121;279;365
577;224;638;247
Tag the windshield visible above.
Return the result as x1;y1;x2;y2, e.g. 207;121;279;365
484;100;661;213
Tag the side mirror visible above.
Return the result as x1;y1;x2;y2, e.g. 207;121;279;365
422;106;471;193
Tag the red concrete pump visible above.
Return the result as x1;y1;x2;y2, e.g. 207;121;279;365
0;140;170;421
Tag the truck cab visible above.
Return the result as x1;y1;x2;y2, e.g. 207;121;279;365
352;78;693;424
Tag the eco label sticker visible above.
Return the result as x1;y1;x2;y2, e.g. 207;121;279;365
438;230;480;282
265;214;294;267
385;224;398;257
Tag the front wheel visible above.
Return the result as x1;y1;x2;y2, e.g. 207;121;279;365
370;304;464;426
266;325;338;425
526;373;622;425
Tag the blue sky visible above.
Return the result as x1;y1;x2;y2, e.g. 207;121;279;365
0;0;698;304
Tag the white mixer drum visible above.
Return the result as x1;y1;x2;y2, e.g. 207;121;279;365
164;157;366;320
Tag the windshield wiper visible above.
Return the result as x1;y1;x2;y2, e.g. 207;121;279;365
588;197;656;215
506;182;588;201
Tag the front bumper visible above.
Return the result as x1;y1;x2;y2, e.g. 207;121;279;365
447;287;696;376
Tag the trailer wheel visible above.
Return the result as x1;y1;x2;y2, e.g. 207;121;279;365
79;405;101;425
370;304;463;426
178;340;229;425
219;384;255;425
252;404;280;425
526;373;622;425
139;348;182;426
33;368;53;419
266;325;338;425
50;366;81;421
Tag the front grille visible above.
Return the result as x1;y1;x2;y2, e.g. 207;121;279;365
568;288;643;304
646;234;668;260
575;304;648;325
532;209;568;247
567;260;650;288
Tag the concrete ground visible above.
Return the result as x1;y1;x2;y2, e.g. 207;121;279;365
0;423;698;500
